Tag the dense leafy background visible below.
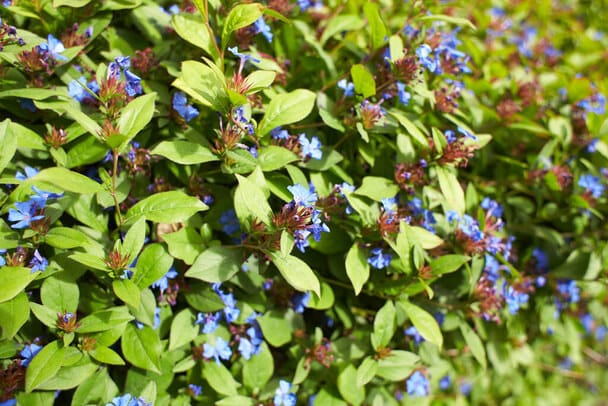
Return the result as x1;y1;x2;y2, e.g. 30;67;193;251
1;0;608;405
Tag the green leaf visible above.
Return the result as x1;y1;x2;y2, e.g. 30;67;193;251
89;346;125;365
122;216;147;262
172;13;216;58
115;93;156;150
66;135;109;168
234;173;273;226
345;243;370;295
53;0;92;7
363;3;387;50
375;350;419;381
68;252;109;271
0;119;18;176
420;14;476;30
399;301;443;348
41;273;79;313
356;357;377;386
30;302;59;329
244;70;276;94
150;140;219;165
390;111;429;148
404;225;443;250
71;368;119;406
460;322;487;369
351;64;376;98
169;309;199;350
112;279;141;308
243;342;274;390
257;309;295;347
338;364;365;405
133;243;174;289
216;396;255;406
307;281;335;309
45;227;92;249
221;3;264;47
371;301;396;350
77;307;134;333
320;14;365;45
121;323;161;373
0;292;29;340
269;252;321;296
10;120;46;150
354;176;399;201
258;146;299;171
37;354;97;390
162;227;204;265
430;254;470;276
0;266;37;303
186;245;243;283
126;191;208;223
25;341;66;392
175;60;229;113
26;167;103;194
436;166;465;215
257;89;316;136
202;360;240;396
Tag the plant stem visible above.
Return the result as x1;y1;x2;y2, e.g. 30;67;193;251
111;148;124;227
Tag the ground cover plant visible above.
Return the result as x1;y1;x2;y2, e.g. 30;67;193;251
0;0;607;404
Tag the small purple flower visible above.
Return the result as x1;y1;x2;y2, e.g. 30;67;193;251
396;82;411;105
503;284;529;315
172;92;199;122
367;248;392;269
298;134;323;160
227;46;261;63
406;371;429;397
38;34;67;61
124;69;143;97
203;337;232;364
439;374;451;390
274;380;296;406
20;343;43;367
219;209;240;235
404;326;424;346
68;76;98;103
271;127;290;140
416;44;437;73
557;280;580;304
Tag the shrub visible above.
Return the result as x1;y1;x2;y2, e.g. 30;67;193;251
0;0;607;404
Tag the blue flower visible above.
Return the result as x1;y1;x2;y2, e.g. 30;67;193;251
406;371;429;397
460;381;472;396
203;337;232;364
30;186;63;206
124;69;143;97
20;343;43;367
0;399;16;406
578;174;605;198
151;268;179;292
68;76;98;103
532;248;548;271
481;197;503;218
227;46;261;63
298;134;323;160
254;17;273;43
172;92;199;122
416;44;437;73
115;56;131;69
271;127;290;140
219;209;240;235
381;196;398;214
287;183;318;207
404;326;424;346
367;247;392;269
503;284;529;315
196;311;221;334
396;82;411;105
15;166;38;180
291;292;310;314
0;249;5;267
8;201;44;229
29;249;48;273
38;34;67;61
214;285;241;323
238;337;255;360
105;394;150;406
188;384;202;397
557;280;580;304
337;79;354;97
439;374;451;390
274;380;296;406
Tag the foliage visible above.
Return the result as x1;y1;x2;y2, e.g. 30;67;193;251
1;0;608;404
